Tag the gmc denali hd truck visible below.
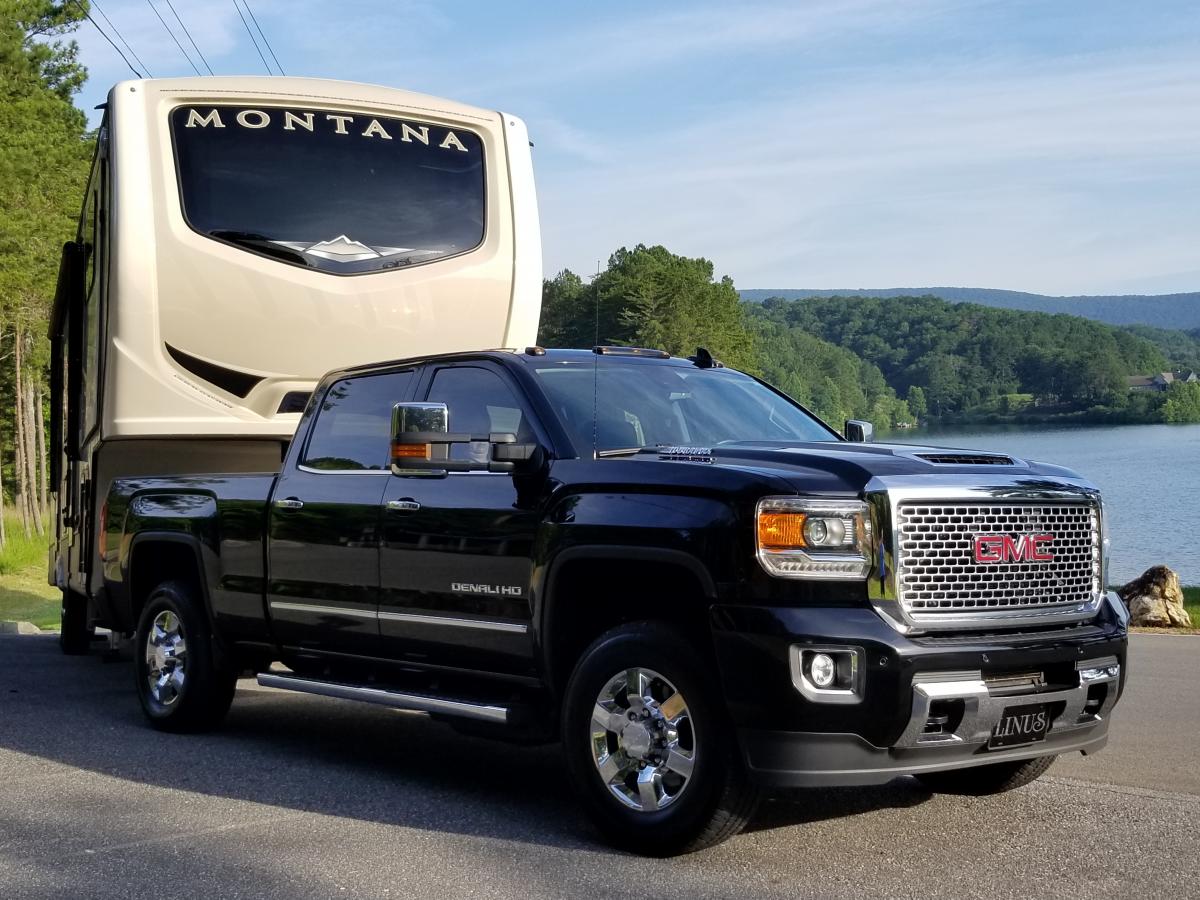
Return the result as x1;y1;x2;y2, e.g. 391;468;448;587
97;346;1128;855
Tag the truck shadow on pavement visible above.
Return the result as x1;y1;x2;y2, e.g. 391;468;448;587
0;635;930;854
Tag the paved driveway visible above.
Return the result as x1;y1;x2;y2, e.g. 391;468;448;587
0;633;1195;899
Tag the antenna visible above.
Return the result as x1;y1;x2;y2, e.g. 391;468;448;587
592;259;601;459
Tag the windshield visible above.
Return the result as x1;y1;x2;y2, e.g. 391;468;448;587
170;105;485;275
534;360;838;453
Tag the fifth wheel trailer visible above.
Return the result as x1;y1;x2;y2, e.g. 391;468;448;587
47;77;542;648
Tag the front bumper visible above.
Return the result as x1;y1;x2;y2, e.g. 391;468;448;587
711;591;1128;787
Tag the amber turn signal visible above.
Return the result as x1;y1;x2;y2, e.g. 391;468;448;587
391;441;430;460
758;512;807;550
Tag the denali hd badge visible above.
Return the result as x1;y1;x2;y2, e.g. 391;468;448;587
451;582;523;597
973;534;1055;564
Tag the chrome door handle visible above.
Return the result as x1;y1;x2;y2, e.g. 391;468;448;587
274;498;304;510
387;499;421;512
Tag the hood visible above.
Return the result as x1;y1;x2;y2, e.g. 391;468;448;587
639;440;1084;496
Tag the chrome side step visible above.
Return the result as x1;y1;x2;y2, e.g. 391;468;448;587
255;673;508;724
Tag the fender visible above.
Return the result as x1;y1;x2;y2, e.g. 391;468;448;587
536;543;721;692
109;489;221;632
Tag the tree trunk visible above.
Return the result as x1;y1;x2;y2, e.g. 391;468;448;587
24;378;44;534
13;327;30;536
0;323;6;548
36;383;48;512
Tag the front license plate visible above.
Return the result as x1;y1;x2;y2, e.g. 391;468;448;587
988;703;1051;748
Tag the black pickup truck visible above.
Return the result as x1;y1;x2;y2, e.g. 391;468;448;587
98;347;1128;855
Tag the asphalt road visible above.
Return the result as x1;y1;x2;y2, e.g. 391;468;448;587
0;633;1196;900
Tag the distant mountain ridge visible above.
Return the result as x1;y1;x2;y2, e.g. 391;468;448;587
739;287;1200;331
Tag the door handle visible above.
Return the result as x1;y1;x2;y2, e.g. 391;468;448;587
386;499;421;512
274;498;304;510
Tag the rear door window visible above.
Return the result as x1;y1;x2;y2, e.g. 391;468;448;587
171;105;485;275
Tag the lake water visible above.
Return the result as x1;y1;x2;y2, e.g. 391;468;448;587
887;422;1200;587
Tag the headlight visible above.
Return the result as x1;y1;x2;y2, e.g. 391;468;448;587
756;497;872;579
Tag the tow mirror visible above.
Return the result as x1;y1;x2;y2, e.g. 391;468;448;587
390;402;543;475
844;419;874;443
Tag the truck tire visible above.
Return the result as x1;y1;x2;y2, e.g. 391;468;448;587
134;581;237;733
59;590;93;655
562;621;760;856
915;754;1056;795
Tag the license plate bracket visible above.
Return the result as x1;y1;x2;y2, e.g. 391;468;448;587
988;703;1051;749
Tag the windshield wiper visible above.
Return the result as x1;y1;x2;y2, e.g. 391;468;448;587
208;230;311;266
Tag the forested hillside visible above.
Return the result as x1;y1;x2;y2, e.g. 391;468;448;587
0;2;94;547
745;295;1186;422
740;287;1200;330
543;261;1200;428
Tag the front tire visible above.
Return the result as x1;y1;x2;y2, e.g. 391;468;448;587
915;754;1056;795
562;622;760;856
134;581;237;733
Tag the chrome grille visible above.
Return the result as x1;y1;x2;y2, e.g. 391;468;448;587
896;501;1100;615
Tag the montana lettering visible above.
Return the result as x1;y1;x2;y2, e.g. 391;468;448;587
182;106;471;152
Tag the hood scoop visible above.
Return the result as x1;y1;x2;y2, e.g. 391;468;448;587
916;452;1015;466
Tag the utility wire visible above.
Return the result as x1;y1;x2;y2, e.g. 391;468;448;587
71;0;143;77
242;0;284;75
233;0;272;75
145;0;201;76
164;0;213;75
92;0;153;77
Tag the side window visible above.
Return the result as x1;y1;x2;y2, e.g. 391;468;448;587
426;366;532;462
303;370;415;470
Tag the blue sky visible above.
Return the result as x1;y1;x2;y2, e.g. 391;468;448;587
72;1;1200;296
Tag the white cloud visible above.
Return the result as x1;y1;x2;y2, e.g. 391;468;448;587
536;52;1200;294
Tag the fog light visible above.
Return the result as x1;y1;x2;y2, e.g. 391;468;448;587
790;646;862;704
810;653;836;688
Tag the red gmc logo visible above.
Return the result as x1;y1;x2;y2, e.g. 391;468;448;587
973;534;1055;564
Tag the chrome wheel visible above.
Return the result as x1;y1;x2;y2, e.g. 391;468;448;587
590;667;696;812
145;610;188;707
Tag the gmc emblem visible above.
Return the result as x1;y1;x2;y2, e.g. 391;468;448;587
974;534;1055;564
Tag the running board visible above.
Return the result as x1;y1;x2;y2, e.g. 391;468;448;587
255;673;508;724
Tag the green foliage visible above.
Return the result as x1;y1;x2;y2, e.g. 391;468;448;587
538;244;757;372
0;2;92;518
1123;325;1200;371
906;385;927;421
746;295;1169;420
1161;382;1200;423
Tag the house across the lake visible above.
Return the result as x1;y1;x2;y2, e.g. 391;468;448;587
1128;371;1200;391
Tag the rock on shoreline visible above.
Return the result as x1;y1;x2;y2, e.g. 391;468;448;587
1119;566;1193;628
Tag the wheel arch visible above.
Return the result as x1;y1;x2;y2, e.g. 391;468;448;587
123;532;218;637
538;545;719;697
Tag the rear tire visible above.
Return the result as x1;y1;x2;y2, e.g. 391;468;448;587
59;590;93;655
134;581;237;733
915;754;1056;795
562;622;760;856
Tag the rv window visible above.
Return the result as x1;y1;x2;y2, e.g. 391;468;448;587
303;370;416;470
170;105;486;275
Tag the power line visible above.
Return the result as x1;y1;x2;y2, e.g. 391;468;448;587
71;0;143;78
92;0;153;77
242;0;284;75
145;0;200;76
164;0;213;75
232;0;272;75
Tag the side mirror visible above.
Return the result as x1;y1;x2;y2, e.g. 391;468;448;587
844;419;874;443
390;402;543;475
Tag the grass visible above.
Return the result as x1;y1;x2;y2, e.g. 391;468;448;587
0;515;59;630
1185;586;1200;626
